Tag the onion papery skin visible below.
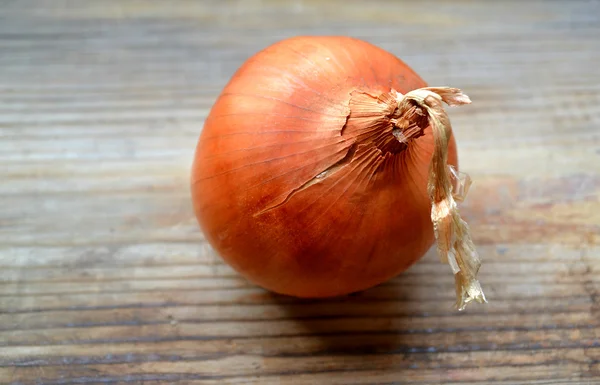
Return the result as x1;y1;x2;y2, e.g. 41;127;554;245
191;36;458;298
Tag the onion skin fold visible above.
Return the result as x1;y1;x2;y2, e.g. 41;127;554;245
191;36;485;308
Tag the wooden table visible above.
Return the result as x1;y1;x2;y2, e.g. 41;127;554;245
1;1;599;384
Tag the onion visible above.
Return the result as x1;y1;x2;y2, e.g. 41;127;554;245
191;36;486;310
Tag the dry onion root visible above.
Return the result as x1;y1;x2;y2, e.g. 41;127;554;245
191;36;487;310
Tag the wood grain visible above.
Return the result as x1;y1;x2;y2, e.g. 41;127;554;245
1;0;599;384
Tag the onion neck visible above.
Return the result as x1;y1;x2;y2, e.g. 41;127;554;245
393;87;487;311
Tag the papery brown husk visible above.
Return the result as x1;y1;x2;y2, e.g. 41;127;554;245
395;87;487;310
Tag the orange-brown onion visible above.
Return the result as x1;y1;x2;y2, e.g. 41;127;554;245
191;36;458;297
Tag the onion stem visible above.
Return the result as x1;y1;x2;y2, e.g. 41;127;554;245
395;87;487;310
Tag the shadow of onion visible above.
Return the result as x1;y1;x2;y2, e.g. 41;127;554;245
259;251;461;360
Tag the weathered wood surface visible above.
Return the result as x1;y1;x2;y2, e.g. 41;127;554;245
1;0;599;384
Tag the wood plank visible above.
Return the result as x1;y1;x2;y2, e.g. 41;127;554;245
2;271;599;297
1;297;595;332
3;349;599;384
2;317;599;348
3;336;599;366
